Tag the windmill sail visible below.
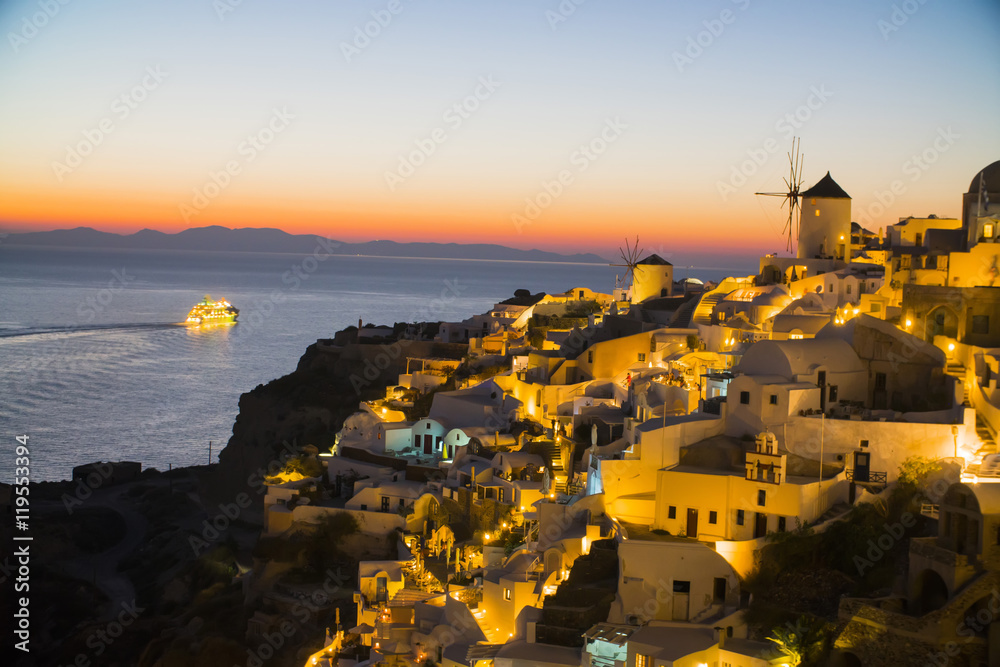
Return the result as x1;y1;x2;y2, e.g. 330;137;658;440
756;138;804;254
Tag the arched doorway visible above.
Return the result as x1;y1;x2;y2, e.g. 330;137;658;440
913;569;949;615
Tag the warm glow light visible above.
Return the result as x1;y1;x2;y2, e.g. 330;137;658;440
484;533;490;541
948;343;956;351
905;319;912;328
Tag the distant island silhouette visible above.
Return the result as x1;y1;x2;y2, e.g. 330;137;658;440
3;225;610;264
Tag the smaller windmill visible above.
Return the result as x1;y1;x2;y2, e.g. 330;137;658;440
610;236;644;293
756;137;804;254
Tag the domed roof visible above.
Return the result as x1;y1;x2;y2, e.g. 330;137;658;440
750;284;792;306
968;160;1000;193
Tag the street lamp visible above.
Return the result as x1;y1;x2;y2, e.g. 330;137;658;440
951;425;959;459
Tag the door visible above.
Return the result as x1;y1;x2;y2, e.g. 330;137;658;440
854;452;870;483
754;512;768;538
686;508;698;539
672;581;690;621
424;434;433;454
381;496;390;512
376;576;388;603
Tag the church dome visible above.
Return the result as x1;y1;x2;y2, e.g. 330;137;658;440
968;160;1000;194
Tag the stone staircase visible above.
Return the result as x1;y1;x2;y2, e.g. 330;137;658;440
974;414;997;459
470;606;501;643
949;365;998;462
543;440;567;494
691;291;724;326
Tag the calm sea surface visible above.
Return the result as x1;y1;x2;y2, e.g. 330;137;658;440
0;245;751;481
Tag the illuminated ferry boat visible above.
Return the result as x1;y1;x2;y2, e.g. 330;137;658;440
185;295;239;324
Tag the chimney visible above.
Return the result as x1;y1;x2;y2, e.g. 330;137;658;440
715;625;726;650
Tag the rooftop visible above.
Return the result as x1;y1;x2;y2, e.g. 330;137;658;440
801;171;851;199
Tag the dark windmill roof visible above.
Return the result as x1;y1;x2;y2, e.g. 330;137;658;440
802;172;851;199
968;160;1000;193
637;254;672;266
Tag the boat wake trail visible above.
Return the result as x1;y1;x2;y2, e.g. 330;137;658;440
0;322;183;340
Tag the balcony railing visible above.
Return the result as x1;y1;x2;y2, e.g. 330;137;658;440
846;470;887;485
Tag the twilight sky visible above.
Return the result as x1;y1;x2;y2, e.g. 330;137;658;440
1;0;998;259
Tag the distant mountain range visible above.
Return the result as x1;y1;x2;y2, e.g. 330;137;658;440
3;226;609;264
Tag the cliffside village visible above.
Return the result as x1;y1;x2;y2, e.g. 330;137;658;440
258;162;1000;667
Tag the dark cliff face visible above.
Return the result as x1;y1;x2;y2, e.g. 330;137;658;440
217;338;466;494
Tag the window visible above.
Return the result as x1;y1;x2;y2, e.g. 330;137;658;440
360;504;367;511
650;339;657;353
916;232;923;245
668;505;676;519
636;655;651;667
769;394;778;405
709;511;718;524
498;489;505;503
829;284;834;292
846;284;852;294
736;509;745;526
814;209;820;216
740;391;750;405
398;498;405;508
638;353;646;362
973;315;990;335
381;497;390;512
579;290;585;298
778;516;786;532
986;223;995;238
829;385;838;402
757;490;766;507
860;439;869;448
588;351;593;363
503;587;512;601
426;423;431;429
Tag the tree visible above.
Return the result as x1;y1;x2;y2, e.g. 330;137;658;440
767;616;825;666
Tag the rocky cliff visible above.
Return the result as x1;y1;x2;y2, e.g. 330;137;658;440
217;331;467;494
